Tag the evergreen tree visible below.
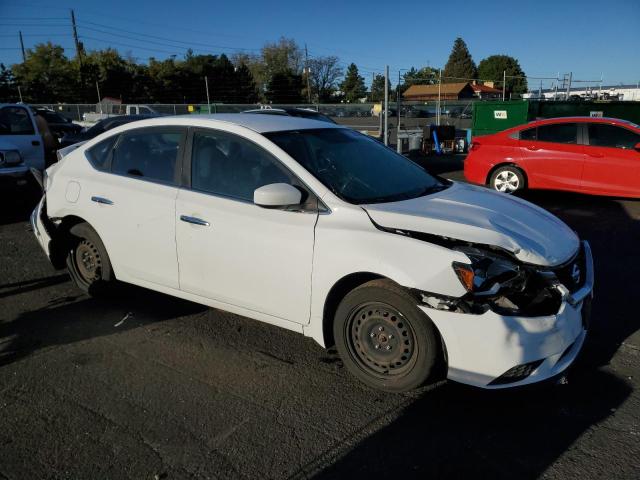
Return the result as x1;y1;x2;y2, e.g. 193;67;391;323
442;37;477;82
234;63;259;103
478;55;528;94
340;63;366;103
369;74;391;102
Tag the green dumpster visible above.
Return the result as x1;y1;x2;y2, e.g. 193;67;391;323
472;100;529;137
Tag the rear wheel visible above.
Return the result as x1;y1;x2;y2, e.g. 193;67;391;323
66;223;114;295
334;279;440;392
489;165;526;193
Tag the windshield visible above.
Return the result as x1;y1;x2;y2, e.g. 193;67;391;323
265;128;445;204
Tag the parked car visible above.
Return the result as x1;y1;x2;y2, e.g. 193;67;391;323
59;114;160;148
465;117;640;198
242;107;336;124
0;103;46;188
33;107;82;139
32;114;593;392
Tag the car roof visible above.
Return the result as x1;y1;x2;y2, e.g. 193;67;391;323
122;113;343;133
522;116;636;127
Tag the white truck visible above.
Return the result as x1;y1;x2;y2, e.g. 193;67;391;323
82;104;159;124
0;103;45;188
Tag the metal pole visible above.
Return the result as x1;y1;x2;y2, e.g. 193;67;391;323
502;70;506;101
437;69;442;126
76;103;81;121
204;76;211;114
95;82;102;113
397;70;401;130
305;44;311;104
19;31;26;62
384;65;389;146
566;72;572;99
17;85;23;103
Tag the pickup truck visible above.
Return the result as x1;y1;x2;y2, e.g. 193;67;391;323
82;104;159;124
0;103;45;188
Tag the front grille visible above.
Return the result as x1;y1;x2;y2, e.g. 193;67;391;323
553;246;585;293
489;359;544;386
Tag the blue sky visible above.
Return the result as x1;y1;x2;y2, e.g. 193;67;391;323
1;0;639;89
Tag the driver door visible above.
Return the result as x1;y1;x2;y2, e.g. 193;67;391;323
175;128;318;324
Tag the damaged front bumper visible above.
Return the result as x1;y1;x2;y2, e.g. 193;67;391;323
424;241;594;389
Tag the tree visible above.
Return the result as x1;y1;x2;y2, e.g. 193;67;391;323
265;70;303;104
12;42;76;102
307;55;342;102
340;63;366;103
398;66;439;94
369;74;391;102
478;55;528;94
233;63;259;103
442;37;477;82
0;64;16;102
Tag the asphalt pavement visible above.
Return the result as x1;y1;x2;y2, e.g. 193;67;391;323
0;158;638;479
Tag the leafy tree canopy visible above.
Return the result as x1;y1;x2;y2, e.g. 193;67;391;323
477;55;528;94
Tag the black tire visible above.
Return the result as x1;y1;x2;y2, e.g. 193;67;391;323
66;222;114;295
333;279;440;393
489;165;526;194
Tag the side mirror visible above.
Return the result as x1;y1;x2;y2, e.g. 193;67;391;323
254;183;302;208
635;142;640;152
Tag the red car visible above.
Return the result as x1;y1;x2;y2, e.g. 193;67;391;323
465;117;640;198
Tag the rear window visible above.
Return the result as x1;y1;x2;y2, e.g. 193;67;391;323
519;127;537;141
86;135;118;171
536;123;577;144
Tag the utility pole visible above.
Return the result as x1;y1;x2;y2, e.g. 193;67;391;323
437;68;442;126
204;76;211;114
70;9;83;63
96;81;102;112
17;85;23;103
397;70;401;129
384;65;389;146
18;31;26;62
304;44;311;104
502;70;506;101
566;72;572;99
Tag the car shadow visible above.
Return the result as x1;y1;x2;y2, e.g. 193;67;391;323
0;184;41;226
0;282;207;367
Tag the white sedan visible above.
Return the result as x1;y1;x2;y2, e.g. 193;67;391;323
31;114;593;392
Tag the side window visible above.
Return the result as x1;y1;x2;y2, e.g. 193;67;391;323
519;127;537;141
0;107;35;135
191;130;294;202
86;135;118;171
588;124;640;149
111;128;183;185
536;123;577;144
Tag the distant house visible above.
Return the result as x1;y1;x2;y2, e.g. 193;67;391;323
403;82;475;101
470;82;502;99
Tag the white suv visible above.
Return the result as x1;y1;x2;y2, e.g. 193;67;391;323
31;114;593;392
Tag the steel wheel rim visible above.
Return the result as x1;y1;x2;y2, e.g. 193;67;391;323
74;239;102;283
346;302;417;377
494;170;520;192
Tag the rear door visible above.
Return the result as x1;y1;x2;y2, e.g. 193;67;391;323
581;123;640;196
0;105;44;170
83;126;186;289
518;122;586;191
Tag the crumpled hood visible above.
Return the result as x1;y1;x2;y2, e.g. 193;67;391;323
363;182;579;267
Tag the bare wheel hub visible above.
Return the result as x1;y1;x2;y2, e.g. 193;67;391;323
348;302;416;376
75;239;102;282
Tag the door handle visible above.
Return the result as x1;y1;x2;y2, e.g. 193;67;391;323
526;146;539;151
180;215;210;227
587;153;604;158
91;196;114;205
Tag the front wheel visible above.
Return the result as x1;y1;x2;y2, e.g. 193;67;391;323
334;279;441;392
489;165;526;193
66;222;114;295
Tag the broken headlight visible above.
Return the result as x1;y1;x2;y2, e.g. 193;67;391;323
452;247;526;295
